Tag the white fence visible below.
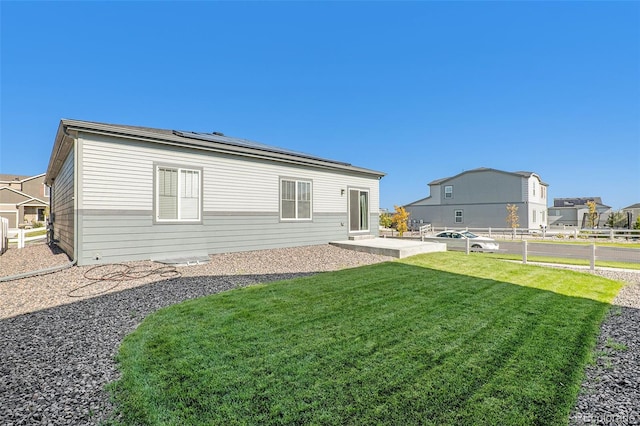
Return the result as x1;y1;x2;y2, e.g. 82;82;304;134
6;227;48;249
423;226;640;241
1;218;8;255
383;226;640;241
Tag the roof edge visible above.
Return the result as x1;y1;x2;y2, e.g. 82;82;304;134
46;119;385;181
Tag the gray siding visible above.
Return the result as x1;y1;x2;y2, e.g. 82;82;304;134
406;202;528;228
442;171;522;204
77;210;355;265
52;148;75;258
67;133;381;265
79;134;380;213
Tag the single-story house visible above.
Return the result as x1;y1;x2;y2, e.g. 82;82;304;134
0;173;49;228
45;119;385;265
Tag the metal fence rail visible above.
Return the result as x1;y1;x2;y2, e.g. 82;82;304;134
517;241;640;269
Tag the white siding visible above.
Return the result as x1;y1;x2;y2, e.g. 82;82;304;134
80;134;379;215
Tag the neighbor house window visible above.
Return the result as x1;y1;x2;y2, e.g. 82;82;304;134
281;178;312;220
542;210;546;223
532;210;537;223
454;210;463;223
156;166;201;222
43;184;50;197
444;185;453;199
349;188;369;232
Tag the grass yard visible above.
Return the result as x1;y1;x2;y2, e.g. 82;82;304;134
108;252;624;425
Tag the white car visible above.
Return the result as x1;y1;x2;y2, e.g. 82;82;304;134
431;231;500;252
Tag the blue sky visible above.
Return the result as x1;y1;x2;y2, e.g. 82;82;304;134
1;1;638;211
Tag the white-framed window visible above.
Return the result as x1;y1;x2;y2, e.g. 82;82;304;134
349;188;369;232
43;184;50;197
454;210;463;224
532;182;536;197
542;210;546;223
444;185;453;199
532;210;537;223
541;186;546;199
281;178;312;220
155;165;202;222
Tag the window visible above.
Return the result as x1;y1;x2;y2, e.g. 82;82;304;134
155;166;201;222
532;210;537;223
532;182;536;197
43;184;50;197
349;188;369;232
281;178;312;220
454;210;463;224
444;185;453;199
542;210;546;223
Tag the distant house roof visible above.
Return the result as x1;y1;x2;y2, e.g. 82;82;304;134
623;203;640;209
46;119;385;185
552;197;610;208
0;173;45;183
0;187;47;204
0;174;28;183
429;167;547;186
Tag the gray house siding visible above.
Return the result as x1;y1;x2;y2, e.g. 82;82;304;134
76;211;361;265
51;148;75;258
46;121;383;266
407;202;527;228
405;168;547;229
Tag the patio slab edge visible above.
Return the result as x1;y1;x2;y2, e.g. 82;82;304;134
330;238;446;259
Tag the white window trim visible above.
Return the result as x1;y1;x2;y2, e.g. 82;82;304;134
154;164;202;223
280;177;313;221
454;209;463;224
43;184;50;197
348;187;370;233
444;185;453;199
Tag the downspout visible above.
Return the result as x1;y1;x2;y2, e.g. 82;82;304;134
69;126;79;266
0;260;77;283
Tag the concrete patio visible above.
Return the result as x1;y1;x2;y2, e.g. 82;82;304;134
330;237;446;259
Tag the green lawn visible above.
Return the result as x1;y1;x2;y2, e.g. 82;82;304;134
108;252;624;425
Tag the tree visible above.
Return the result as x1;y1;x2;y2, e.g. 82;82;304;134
505;204;519;239
606;211;627;229
634;217;640;230
391;205;410;237
585;200;599;229
379;212;392;229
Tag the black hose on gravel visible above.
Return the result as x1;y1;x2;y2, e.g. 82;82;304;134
67;263;181;297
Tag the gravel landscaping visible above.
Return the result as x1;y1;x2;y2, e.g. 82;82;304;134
1;243;639;425
0;243;392;425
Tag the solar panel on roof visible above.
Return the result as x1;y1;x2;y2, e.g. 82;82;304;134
173;130;351;166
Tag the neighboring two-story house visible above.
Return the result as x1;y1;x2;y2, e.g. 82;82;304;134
404;168;548;229
547;197;612;228
0;173;49;228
